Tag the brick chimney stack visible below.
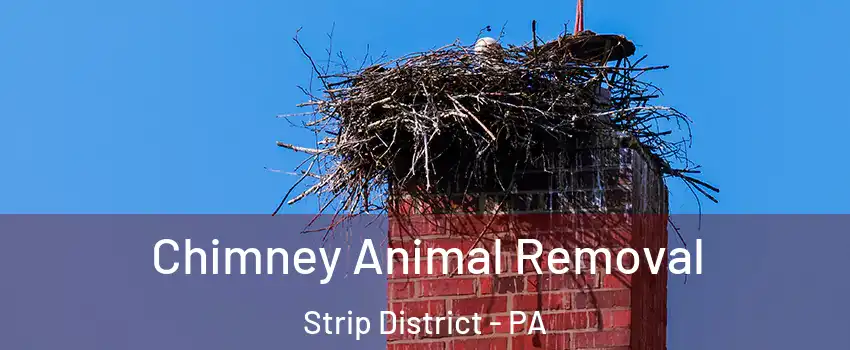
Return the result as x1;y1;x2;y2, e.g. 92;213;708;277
386;129;669;349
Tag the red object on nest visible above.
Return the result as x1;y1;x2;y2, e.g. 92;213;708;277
574;0;585;33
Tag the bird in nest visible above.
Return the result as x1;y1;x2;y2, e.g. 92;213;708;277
472;37;506;69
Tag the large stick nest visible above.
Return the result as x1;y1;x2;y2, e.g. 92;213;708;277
277;29;718;221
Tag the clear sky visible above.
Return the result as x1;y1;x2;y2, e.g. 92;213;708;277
1;0;847;214
3;3;850;349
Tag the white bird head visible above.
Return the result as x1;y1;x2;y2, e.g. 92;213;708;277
474;37;501;55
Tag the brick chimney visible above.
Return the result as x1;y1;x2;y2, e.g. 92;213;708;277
386;129;669;349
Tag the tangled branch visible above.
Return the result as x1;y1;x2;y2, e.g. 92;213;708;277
277;29;717;227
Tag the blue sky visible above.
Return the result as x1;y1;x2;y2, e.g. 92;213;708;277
1;0;847;214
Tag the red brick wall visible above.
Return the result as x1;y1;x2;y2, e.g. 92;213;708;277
386;212;667;350
386;147;668;350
